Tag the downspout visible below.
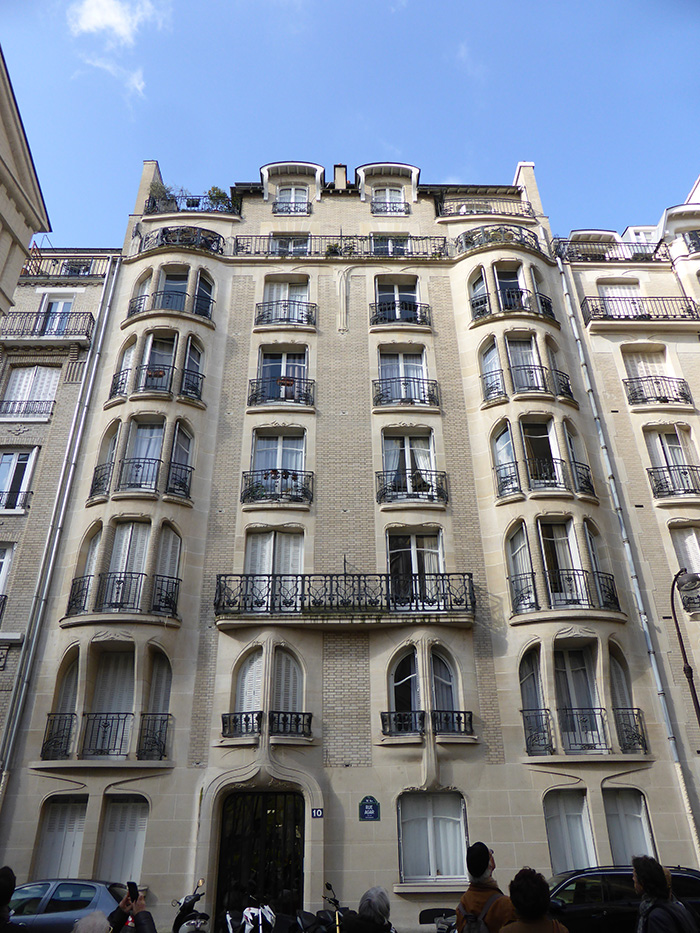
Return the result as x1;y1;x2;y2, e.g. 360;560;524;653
556;256;700;862
0;255;121;809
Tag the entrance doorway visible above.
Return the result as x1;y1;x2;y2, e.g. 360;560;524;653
216;791;305;923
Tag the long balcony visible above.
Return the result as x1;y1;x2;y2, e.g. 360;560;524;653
214;572;475;616
507;569;620;614
139;226;225;255
522;707;648;756
471;288;556;323
510;365;574;399
67;572;181;616
370;300;432;327
648;465;700;498
255;300;317;327
373;377;439;407
240;469;314;504
623;375;692;405
234;234;449;259
0;399;54;418
375;470;448;504
248;376;315;407
137;712;172;760
581;296;699;323
440;198;534;218
455;224;543;256
0;311;95;346
554;239;670;262
144;193;241;215
128;290;215;319
20;252;113;278
81;713;133;757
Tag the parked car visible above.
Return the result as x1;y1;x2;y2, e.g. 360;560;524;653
549;865;700;933
9;879;127;933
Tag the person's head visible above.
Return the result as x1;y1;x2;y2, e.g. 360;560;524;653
509;868;551;922
632;856;670;900
358;887;390;926
0;866;16;908
467;842;495;883
73;912;111;933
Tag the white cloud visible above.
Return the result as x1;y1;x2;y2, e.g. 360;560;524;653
84;56;145;95
456;40;486;81
67;0;165;45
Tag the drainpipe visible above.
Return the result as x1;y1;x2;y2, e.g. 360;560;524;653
556;256;700;862
0;255;121;811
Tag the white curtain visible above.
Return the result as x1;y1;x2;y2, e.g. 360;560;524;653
519;651;543;710
604;789;655;864
544;790;595;874
400;794;465;881
432;653;455;710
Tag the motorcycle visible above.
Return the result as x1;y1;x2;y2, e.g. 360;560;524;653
418;908;456;933
295;883;354;933
173;879;210;933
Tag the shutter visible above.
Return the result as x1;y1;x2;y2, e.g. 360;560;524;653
32;366;60;400
272;649;302;710
624;351;665;378
35;797;87;878
264;281;286;303
157;525;181;579
84;530;101;575
96;797;148;881
148;653;172;714
274;532;303;575
244;531;274;575
0;545;12;591
288;282;308;301
6;367;35;401
93;652;134;712
236;650;263;711
610;655;632;709
127;522;150;573
673;527;700;572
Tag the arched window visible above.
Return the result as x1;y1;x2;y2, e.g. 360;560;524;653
431;650;466;735
167;422;194;498
480;339;505;400
492;423;519;497
137;331;177;393
469;270;488;317
68;525;102;615
387;532;443;609
83;649;134;757
110;339;136;399
519;648;550;755
90;422;120;497
506;333;546;392
153;524;182;615
506;523;536;612
42;656;79;760
139;650;172;760
236;649;263;713
194;271;214;317
603;789;655;864
272;648;302;711
181;336;204;400
130;272;152;314
391;650;419;712
34;796;88;878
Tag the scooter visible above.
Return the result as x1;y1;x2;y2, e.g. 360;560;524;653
418;908;456;933
295;883;353;933
173;879;210;933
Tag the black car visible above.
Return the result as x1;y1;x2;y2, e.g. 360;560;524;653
549;865;700;933
9;880;127;933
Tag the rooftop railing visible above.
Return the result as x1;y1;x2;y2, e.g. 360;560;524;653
581;296;699;323
554;239;670;262
440;197;534;218
144;193;241;215
20;253;113;278
455;224;542;255
233;235;449;259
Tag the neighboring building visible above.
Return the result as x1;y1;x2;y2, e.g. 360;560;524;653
1;158;700;929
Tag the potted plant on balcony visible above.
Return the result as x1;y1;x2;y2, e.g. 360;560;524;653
148;180;178;213
207;186;232;212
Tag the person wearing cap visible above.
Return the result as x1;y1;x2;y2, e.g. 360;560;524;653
456;843;516;933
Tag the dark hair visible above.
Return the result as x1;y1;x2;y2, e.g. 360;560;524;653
632;856;669;900
509;868;551;922
0;866;16;908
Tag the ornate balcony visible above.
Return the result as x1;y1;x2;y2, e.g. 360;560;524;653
455;224;543;255
255;300;317;327
222;711;263;738
624;375;692;405
373;377;439;407
375;469;448;504
521;709;554;755
0;311;95;346
613;707;648;754
0;490;32;509
109;368;130;399
481;370;507;402
525;458;570;491
20;252;112;278
90;462;114;497
165;462;193;498
508;573;539;613
440;197;534;218
234;234;448;259
269;711;312;737
81;713;133;757
581;296;699;323
509;570;619;613
494;462;521;497
117;457;162;492
248;376;315;407
471;289;556;323
558;707;609;753
94;572;147;612
648;465;700;498
66;575;94;615
129;290;214;320
134;365;175;393
369;300;432;327
273;200;311;215
554;239;670;263
139;226;224;255
41;713;77;760
240;469;314;504
151;574;181;615
510;365;573;399
381;710;425;735
214;572;475;616
371;199;410;215
571;461;595;496
431;710;473;735
0;399;54;418
180;369;204;400
137;713;172;760
144;193;240;215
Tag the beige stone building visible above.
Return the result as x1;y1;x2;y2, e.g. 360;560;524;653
1;157;700;930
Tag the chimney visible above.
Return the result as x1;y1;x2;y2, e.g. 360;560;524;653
334;164;347;190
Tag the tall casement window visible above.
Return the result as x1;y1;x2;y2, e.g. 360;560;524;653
156;270;188;311
374;277;420;322
96;796;149;881
236;649;263;718
120;420;164;491
274;186;309;214
565;423;594;495
34;796;88;878
609;649;647;753
519;648;551;755
111;340;136;398
153;524;182;615
521;420;567;490
271;648;303;735
0;544;15;597
39;296;73;335
0;448;37;509
97;522;150;611
381;433;437;500
91;423;120;496
387;532;443;610
262;278;311;324
372;186;406;214
230;645;308;738
140;651;172;759
377;349;432;404
194;271;214;316
507;335;546;392
257;349;309;404
496;264;526;311
554;645;605;753
371;235;409;257
480;340;505;400
83;650;134;758
181;336;204;399
390;649;420;714
538;519;586;606
398;793;467;881
248;431;308;502
470;271;489;316
243;530;303;612
167;422;194;498
603;789;655;864
269;235;310;258
492;424;519;497
42;656;79;759
646;426;699;496
506;523;537;612
543;790;595;874
2;365;60;417
138;333;177;393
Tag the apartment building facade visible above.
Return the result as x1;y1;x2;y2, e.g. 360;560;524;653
0;158;699;930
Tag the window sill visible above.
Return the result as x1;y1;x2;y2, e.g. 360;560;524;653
372;404;440;415
379;501;447;511
246;404;315;416
527;489;575;500
393;881;467;894
111;490;160;501
378;734;423;746
241;501;311;512
0;415;49;423
629;402;694;413
653;494;700;508
270;734;316;746
162;493;193;508
369;323;432;334
31;758;174;770
495;492;526;505
216;736;259;748
435;734;479;745
104;396;126;409
253;323;316;334
0;508;28;515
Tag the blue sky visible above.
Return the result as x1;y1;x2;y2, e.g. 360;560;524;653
4;0;700;248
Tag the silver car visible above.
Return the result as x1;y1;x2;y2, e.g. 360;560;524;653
9;880;127;933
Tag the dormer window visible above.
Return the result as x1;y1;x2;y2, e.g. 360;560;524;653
372;186;408;215
273;186;310;216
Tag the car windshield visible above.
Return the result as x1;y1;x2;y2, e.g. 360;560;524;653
9;882;51;916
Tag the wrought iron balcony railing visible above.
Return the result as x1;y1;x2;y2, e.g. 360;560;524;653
90;462;114;497
95;572;147;612
552;369;574;399
369;300;432;327
623;375;693;405
180;369;204;400
248;376;315;407
0;399;54;418
525;458;570;491
494;462;521;497
135;364;175;393
0;594;7;622
544;568;620;611
234;234;448;259
241;469;314;504
140;226;225;255
166;462;193;498
381;710;425;735
117;457;162;492
681;590;700;613
431;710;473;734
151;574;181;615
684;230;700;253
440;197;535;218
470;289;556;323
269;711;312;737
571;461;595;496
371;199;410;215
109;368;130;398
0;311;95;342
455;224;542;255
215;572;475;615
581;296;699;323
558;707;609;753
376;470;448;504
255;299;317;327
508;573;540;613
613;707;648;754
144;193;241;215
41;713;77;760
647;464;700;497
510;364;552;393
20;253;113;278
137;713;172;760
81;713;133;757
222;711;263;738
0;490;32;509
273;200;312;215
130;290;215;319
66;575;93;615
521;709;554;755
554;239;670;263
372;376;439;407
481;370;507;402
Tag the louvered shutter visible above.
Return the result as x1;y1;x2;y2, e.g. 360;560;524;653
264;281;286;303
288;282;308;301
110;523;149;574
157;526;181;579
32;367;60;400
35;797;87;878
148;653;172;714
84;530;101;575
244;531;274;575
273;532;303;575
93;652;134;713
96;796;148;881
672;527;700;572
624;350;665;378
236;650;263;711
273;649;302;711
610;655;633;709
56;660;78;714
